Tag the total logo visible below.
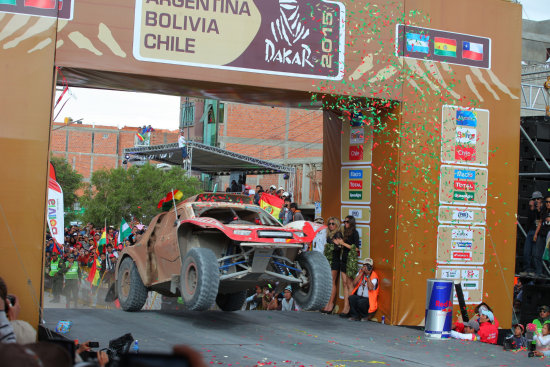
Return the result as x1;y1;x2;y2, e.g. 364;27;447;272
454;180;475;191
349;180;363;189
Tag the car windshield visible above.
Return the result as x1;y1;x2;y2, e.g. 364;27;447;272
192;204;281;226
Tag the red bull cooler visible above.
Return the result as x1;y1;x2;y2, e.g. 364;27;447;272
425;279;454;339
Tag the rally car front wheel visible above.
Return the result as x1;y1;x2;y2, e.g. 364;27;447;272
117;257;148;312
292;251;332;311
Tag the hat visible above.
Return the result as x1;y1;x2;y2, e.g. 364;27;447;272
480;309;494;322
284;285;292;292
245;185;251;190
270;185;277;190
513;323;525;333
314;217;324;224
464;320;480;332
282;191;289;197
363;258;374;266
68;254;75;259
539;305;550;313
531;191;544;199
278;186;284;191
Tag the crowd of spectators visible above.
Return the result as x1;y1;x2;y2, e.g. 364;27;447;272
519;191;550;278
44;221;146;308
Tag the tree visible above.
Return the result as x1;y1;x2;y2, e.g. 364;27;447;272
50;155;83;211
80;164;202;227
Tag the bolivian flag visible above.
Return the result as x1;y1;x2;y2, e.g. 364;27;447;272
434;37;456;57
98;227;107;254
86;256;102;286
157;190;184;210
259;193;283;219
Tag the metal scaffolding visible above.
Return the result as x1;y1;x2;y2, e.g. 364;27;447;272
123;141;295;177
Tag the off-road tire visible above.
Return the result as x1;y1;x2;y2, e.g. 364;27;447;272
216;291;247;311
180;248;220;311
117;257;148;312
292;251;332;311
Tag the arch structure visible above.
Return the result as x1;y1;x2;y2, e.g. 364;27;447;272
0;0;521;327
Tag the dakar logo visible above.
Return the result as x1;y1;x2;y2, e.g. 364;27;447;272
265;0;313;68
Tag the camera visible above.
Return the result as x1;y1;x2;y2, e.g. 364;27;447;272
6;295;15;306
528;351;535;358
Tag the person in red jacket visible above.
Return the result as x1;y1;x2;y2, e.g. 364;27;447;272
477;309;498;344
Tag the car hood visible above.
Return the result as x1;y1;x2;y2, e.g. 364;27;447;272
180;217;326;243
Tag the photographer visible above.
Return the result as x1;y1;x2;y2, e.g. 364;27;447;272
347;258;379;321
0;277;17;343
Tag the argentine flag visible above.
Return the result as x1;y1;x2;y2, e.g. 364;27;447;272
406;33;429;54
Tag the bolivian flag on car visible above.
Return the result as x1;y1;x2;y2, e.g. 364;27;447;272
158;190;184;211
259;193;283;219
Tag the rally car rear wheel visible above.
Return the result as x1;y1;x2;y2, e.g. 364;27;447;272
180;248;220;311
291;251;332;311
117;257;148;312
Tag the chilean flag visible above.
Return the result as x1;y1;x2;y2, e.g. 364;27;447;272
462;41;483;61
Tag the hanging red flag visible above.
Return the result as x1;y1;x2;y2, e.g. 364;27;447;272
24;0;57;9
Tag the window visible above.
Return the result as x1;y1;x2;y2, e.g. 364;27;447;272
181;100;195;127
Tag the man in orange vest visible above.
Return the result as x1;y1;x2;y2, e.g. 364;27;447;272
348;258;379;321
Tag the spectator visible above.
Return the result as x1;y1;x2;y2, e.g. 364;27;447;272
289;203;304;222
262;286;278;311
477;309;498;344
311;217;327;253
521;193;543;276
0;277;16;343
534;323;550;353
513;277;524;302
321;217;342;314
451;320;479;341
254;185;263;205
505;323;528;349
280;286;299;311
533;209;550;277
348;258;378;321
475;302;499;328
268;185;277;195
279;198;292;225
336;215;360;318
282;191;291;202
178;130;188;164
245;286;264;310
532;305;550;348
230;180;240;193
46;253;63;303
62;255;81;308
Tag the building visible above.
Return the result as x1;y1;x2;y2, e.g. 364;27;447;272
178;98;323;216
51;122;179;181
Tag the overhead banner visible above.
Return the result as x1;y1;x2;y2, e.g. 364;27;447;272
133;0;345;79
395;24;491;69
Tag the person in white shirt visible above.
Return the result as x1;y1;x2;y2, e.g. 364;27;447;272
451;320;479;341
312;217;327;253
178;131;188;163
280;286;299;311
535;323;550;352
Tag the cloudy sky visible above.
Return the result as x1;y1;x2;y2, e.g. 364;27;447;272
54;0;550;131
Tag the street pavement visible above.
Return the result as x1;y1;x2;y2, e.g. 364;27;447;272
44;308;545;366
